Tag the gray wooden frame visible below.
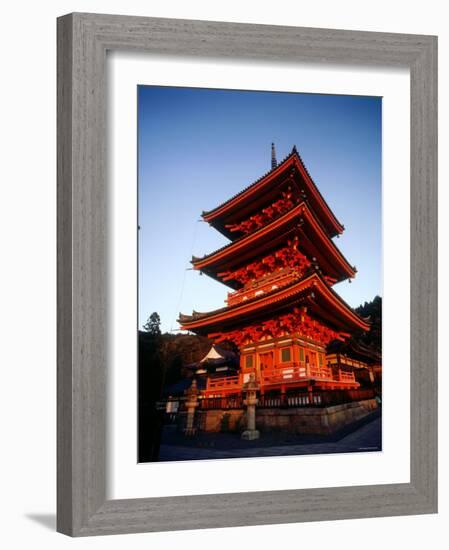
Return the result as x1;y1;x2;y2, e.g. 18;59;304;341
57;12;438;537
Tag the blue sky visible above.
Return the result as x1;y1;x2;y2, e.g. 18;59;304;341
138;86;382;333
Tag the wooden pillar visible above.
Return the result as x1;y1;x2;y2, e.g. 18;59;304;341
255;348;262;383
292;342;300;364
280;385;287;407
307;384;314;405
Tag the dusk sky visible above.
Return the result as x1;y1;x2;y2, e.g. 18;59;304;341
138;86;382;334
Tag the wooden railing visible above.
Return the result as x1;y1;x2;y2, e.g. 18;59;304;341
206;375;240;392
327;354;369;370
226;271;297;306
258;388;376;409
160;388;377;413
199;395;243;410
338;370;356;382
261;363;356;386
308;365;333;380
258;393;322;408
259;395;282;407
261;363;307;385
203;366;358;396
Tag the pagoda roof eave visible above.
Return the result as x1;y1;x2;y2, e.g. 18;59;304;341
202;149;344;238
327;339;381;364
179;272;370;334
193;201;356;283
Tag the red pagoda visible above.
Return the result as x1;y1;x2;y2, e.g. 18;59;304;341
179;144;370;400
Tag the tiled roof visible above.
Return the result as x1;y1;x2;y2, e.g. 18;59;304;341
192;201;355;283
327;338;381;362
179;269;366;329
192;204;299;265
202;145;343;237
178;268;314;324
202;146;297;218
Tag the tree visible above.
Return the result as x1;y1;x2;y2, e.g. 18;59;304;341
165;354;184;386
355;295;382;352
143;312;161;336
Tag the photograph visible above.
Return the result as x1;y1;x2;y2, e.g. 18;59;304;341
0;2;439;544
137;85;382;462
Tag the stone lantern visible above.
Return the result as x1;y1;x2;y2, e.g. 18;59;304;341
184;379;199;436
241;373;260;440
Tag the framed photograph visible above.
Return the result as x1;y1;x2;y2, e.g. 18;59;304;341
57;13;437;536
137;87;383;463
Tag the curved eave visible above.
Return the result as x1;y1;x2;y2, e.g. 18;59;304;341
193;202;356;283
202;151;344;238
292;153;344;236
179;273;369;334
328;339;381;363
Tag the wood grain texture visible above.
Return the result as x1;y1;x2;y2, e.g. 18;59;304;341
57;12;438;536
57;13;74;536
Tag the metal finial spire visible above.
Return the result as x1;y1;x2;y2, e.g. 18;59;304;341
271;142;277;169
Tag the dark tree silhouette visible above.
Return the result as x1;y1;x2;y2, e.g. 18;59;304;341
165;354;184;386
355;295;382;353
139;311;163;462
138;327;217;462
143;312;161;335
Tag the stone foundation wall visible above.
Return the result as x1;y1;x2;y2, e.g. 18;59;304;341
201;399;377;435
256;399;378;435
202;409;245;433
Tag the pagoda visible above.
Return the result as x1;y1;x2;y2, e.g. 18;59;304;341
179;144;370;399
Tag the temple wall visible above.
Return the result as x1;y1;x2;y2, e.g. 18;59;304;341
200;399;377;435
256;399;378;435
202;409;245;433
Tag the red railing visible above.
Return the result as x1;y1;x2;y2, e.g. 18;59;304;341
199;395;243;410
261;363;357;386
308;365;333;380
261;364;307;385
206;375;240;392
258;388;376;409
226;271;297;306
160;388;377;413
338;369;356;382
202;365;359;398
